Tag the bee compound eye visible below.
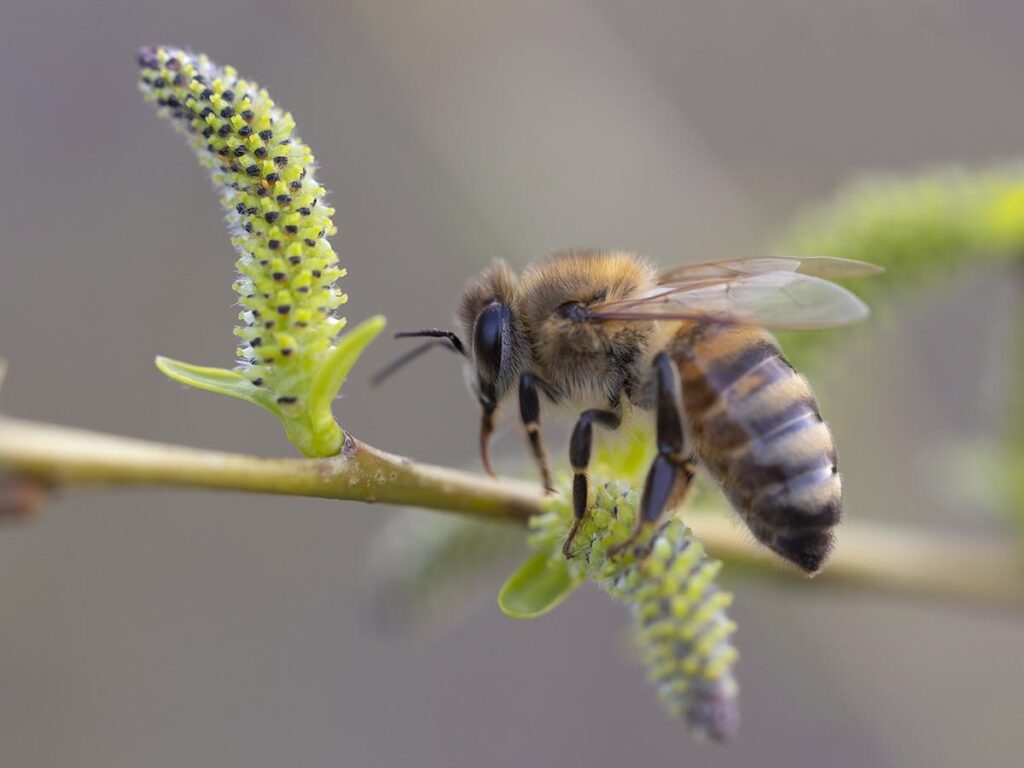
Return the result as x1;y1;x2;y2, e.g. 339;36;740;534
473;302;509;379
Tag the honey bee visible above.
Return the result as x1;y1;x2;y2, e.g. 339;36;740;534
378;250;879;573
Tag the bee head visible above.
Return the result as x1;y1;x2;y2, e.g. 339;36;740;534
376;260;530;476
457;261;529;405
457;261;530;475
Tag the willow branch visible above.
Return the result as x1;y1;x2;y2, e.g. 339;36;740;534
0;416;539;521
689;512;1023;608
1;415;1021;607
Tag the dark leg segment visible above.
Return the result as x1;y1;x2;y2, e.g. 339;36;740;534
518;373;554;493
639;455;680;524
608;352;694;558
479;404;496;478
562;407;622;557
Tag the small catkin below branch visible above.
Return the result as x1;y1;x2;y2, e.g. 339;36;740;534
1;415;1021;607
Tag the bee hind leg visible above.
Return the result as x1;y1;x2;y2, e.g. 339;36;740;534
608;352;694;559
562;407;622;558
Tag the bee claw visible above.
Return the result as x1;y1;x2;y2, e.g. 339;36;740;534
562;518;582;559
605;542;627;559
606;530;642;560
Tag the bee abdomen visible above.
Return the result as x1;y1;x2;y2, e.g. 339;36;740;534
682;327;841;573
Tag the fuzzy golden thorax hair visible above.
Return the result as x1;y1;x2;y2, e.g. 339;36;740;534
518;250;658;404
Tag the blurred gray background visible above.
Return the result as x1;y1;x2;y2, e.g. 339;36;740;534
1;1;1023;766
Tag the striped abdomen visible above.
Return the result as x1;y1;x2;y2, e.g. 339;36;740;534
672;323;840;573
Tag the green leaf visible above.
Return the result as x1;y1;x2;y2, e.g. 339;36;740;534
308;315;387;415
594;424;655;483
155;356;275;413
498;550;582;618
156;317;386;458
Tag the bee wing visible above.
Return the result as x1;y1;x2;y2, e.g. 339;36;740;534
587;270;871;331
658;255;882;285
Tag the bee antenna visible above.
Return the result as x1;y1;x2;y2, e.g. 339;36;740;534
393;329;467;357
370;330;467;387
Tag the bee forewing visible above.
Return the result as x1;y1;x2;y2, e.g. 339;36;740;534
789;256;884;278
588;271;871;331
658;255;882;284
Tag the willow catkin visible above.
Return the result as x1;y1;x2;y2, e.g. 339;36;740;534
530;479;740;741
137;46;347;403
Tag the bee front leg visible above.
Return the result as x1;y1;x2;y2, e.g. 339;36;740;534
563;407;622;558
608;352;694;559
518;373;555;494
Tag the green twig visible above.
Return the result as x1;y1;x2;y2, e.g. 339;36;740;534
2;415;1020;607
0;416;538;521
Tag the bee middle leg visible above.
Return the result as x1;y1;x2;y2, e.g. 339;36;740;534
518;372;555;494
563;407;622;558
608;352;694;559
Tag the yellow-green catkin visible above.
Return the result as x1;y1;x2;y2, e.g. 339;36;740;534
530;479;740;742
785;167;1024;281
137;46;347;407
779;166;1024;367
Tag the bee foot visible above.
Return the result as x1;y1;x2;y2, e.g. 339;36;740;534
606;532;640;560
562;519;583;559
